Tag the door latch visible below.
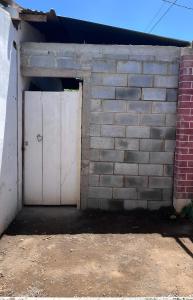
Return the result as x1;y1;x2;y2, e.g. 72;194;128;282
37;134;43;142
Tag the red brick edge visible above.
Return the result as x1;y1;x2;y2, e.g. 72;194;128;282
174;54;193;211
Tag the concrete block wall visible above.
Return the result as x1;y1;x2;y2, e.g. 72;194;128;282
21;43;181;210
89;55;179;210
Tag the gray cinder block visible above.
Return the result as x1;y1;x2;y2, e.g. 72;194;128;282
142;88;166;101
101;125;125;137
90;125;101;137
116;87;141;100
117;61;142;73
102;100;126;112
168;63;179;75
166;89;178;101
90;149;100;161
90;112;114;124
143;62;167;74
90;137;114;149
140;114;165;126
115;138;139;150
115;114;138;125
127;101;151;113
148;201;171;210
150;127;176;139
149;176;173;188
164;165;174;176
91;86;115;99
113;188;137;199
89;175;100;186
128;74;153;87
124;176;148;188
100;175;123;187
139;189;162;201
165;140;176;152
166;114;176;126
90;162;113;174
100;150;124;162
139;164;163;176
92;59;116;73
152;102;176;114
30;55;56;68
102;74;128;86
114;163;138;175
126;126;150;138
140;139;164;151
57;58;80;69
150;152;174;164
90;99;101;112
124;151;149;163
154;75;178;88
88;187;112;199
162;189;173;201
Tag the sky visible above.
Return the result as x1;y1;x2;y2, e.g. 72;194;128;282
16;0;193;41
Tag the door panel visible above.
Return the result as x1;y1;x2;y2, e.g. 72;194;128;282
24;92;43;205
61;91;81;205
24;90;81;206
43;93;61;205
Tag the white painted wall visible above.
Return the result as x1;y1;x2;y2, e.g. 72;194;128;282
0;8;18;235
0;7;44;235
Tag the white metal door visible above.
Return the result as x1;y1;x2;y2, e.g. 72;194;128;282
24;90;82;206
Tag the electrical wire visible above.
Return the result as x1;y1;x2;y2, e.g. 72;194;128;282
144;1;165;32
162;0;193;11
148;0;178;33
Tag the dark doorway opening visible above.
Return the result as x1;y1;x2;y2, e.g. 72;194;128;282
28;77;80;92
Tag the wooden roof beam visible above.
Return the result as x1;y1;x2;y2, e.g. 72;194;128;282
19;13;47;22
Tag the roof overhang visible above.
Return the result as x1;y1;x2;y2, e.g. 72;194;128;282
0;0;191;47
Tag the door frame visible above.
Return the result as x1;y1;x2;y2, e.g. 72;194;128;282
21;66;91;210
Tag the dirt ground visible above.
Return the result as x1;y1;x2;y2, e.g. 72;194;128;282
0;207;193;297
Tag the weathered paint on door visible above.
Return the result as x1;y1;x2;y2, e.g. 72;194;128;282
24;90;82;206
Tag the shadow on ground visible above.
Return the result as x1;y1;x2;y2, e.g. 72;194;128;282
6;206;193;238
